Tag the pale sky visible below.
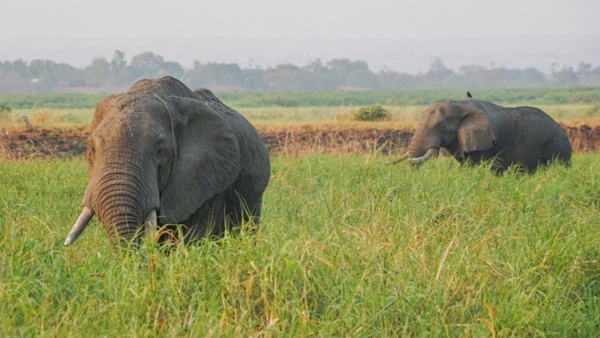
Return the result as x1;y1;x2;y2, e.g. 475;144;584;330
2;0;599;72
3;0;598;39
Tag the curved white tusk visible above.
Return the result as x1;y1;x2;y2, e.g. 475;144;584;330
145;209;158;238
409;148;436;163
397;152;409;160
387;152;409;165
64;207;94;246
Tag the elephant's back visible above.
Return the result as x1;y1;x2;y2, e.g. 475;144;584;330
192;88;265;147
505;105;572;162
194;88;239;118
128;76;197;98
511;106;570;145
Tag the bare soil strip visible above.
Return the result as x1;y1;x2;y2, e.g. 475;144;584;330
1;123;599;160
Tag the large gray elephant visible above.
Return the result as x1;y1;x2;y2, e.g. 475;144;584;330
64;76;270;246
393;99;572;173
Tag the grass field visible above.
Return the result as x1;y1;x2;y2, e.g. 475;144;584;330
1;89;599;336
1;154;599;336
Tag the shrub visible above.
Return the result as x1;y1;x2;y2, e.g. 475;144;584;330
352;104;391;121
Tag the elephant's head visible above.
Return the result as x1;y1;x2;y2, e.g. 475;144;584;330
64;77;241;246
401;101;496;163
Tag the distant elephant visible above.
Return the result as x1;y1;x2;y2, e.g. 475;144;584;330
393;99;572;173
64;76;271;246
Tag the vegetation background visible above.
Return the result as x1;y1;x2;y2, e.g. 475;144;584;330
1;51;600;94
0;86;599;336
2;87;600;127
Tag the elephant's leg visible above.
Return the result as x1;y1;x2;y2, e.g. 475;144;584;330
171;180;265;243
230;194;262;235
231;178;265;226
175;193;228;243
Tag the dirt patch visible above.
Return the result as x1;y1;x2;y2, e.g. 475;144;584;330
1;126;89;159
561;123;600;153
260;126;413;156
1;123;599;160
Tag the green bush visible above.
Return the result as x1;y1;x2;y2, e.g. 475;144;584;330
352;104;390;121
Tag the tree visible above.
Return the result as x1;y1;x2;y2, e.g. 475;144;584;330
84;58;111;86
520;67;546;86
263;63;306;91
110;50;127;74
577;63;600;86
429;58;454;77
326;59;377;89
344;60;377;89
378;69;418;89
551;64;578;86
240;67;267;90
0;60;30;78
29;59;78;85
126;52;184;82
300;59;336;90
184;62;242;89
421;58;454;87
127;52;164;79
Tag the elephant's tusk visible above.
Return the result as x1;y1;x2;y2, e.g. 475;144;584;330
409;148;436;163
386;152;409;165
64;207;94;246
145;209;158;239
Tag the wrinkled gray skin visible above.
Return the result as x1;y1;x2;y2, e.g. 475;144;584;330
396;99;572;173
64;76;270;246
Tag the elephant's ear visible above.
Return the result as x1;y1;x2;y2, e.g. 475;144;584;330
456;107;496;158
159;97;241;223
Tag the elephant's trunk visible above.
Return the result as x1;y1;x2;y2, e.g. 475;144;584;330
92;162;157;245
406;131;427;158
96;187;144;243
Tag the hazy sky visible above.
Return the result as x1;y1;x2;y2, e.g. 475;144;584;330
3;0;598;39
2;0;599;72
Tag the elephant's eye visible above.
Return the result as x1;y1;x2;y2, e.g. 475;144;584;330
157;148;165;158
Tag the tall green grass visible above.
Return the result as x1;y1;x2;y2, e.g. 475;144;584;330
0;155;598;336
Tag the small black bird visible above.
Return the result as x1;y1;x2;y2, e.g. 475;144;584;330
467;91;472;98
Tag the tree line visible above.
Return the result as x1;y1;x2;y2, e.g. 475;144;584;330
1;50;599;94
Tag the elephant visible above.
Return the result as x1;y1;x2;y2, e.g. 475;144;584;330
393;99;572;173
64;76;271;246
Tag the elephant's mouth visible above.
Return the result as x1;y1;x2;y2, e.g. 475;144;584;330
63;208;158;246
